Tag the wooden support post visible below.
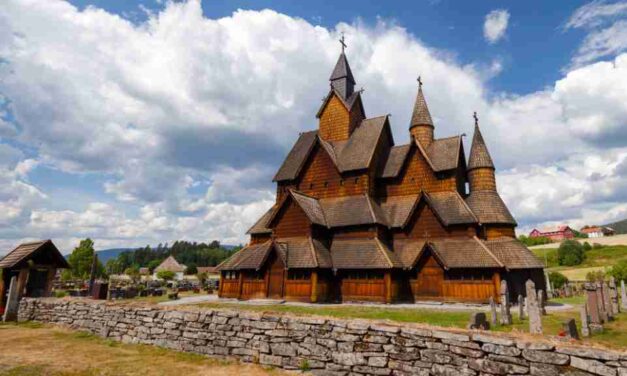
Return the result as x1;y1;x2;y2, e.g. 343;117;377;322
16;268;29;300
493;272;501;304
311;270;318;303
384;271;392;304
45;268;56;297
218;274;224;297
238;271;244;299
0;271;5;308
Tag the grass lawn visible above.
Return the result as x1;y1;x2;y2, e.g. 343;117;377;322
532;245;627;281
0;322;283;376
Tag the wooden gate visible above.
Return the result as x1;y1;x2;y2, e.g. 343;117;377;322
267;252;285;299
413;252;443;298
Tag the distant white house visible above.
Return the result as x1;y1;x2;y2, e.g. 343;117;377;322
153;256;187;280
580;226;616;238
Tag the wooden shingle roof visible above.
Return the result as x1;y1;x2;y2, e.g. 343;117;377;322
155;256;186;273
378;144;411;178
484;238;544;269
275;237;332;269
273;131;318;182
392;239;427;269
319;195;387;228
0;240;69;269
410;85;433;127
465;190;517;225
247;206;275;235
468;123;495;170
330;238;403;269
217;240;273;271
429;237;503;269
425;191;478;226
379;194;420;228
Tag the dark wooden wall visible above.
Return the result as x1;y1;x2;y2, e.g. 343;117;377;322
273;200;312;238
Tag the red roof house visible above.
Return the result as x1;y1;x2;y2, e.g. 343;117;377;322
529;226;574;242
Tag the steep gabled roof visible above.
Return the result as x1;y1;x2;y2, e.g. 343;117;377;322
393;239;427;269
320;194;387;228
426;136;463;172
378;144;411;178
379;194;421;228
275;237;333;269
217;240;273;271
465;190;517;225
424;191;478;226
330;52;356;83
330;238;402;269
468;123;495;170
484;237;544;269
273;130;318;182
336;115;390;172
247;206;275;234
0;240;69;269
410;85;433;128
429;237;503;269
289;190;327;226
155;256;186;273
315;89;363;119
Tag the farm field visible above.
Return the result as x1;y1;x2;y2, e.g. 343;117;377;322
0;322;283;376
531;244;627;281
529;234;627;249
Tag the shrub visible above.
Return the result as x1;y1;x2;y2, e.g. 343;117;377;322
586;270;605;282
518;235;552;247
608;260;627;282
54;290;68;298
156;270;176;281
557;240;585;266
548;272;569;289
582;242;592;251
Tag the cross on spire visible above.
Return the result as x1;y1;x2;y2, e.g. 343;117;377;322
473;111;479;126
339;32;347;53
417;75;423;88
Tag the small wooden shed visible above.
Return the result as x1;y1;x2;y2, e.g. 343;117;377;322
0;240;69;313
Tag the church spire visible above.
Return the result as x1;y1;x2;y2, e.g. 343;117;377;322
467;112;496;192
409;76;434;147
468;112;495;171
329;33;356;100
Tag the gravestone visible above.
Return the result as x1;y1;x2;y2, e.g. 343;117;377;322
564;284;572;297
609;277;619;314
489;296;498;326
602;282;613;321
526;279;543;334
621;280;627;310
467;312;489;330
585;283;602;324
563;318;579;340
538;290;547;315
499;280;512;325
518;294;525;320
596;282;608;322
580;304;590;337
2;276;19;322
545;272;552;294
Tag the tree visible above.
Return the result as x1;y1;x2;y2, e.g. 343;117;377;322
582;242;592;251
586;270;606;282
185;262;198;275
147;259;163;272
557;240;585;266
66;238;105;279
548;271;569;289
608;260;627;282
124;266;141;283
156;270;175;281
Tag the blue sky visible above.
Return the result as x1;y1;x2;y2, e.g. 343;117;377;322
1;0;627;254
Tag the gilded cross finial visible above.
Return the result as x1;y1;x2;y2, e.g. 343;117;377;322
473;111;479;126
417;75;423;88
339;32;347;53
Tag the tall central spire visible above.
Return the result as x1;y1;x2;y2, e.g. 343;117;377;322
329;33;355;100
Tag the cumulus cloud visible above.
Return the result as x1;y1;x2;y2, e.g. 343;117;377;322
483;9;510;44
0;0;626;252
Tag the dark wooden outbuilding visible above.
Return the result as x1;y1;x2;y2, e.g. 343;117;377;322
217;44;544;304
0;240;69;313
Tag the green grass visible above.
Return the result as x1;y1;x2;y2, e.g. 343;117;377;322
532;245;627;280
550;295;586;306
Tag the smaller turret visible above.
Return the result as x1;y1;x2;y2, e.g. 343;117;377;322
467;113;496;192
409;77;434;147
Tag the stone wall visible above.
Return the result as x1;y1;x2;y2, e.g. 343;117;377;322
18;298;627;376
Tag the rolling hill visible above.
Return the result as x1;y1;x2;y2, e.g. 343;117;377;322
605;218;627;234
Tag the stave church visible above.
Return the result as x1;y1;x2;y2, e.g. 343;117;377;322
217;39;544;304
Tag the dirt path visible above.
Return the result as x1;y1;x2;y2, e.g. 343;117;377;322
0;323;284;376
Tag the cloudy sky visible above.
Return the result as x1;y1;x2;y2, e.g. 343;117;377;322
1;0;627;254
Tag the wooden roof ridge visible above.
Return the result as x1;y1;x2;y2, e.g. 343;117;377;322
424;241;450;271
315;88;364;119
421;191;451;227
374;237;395;269
307;236;319;268
288;189;329;227
0;239;69;269
455;190;480;224
414;137;438;171
273;130;318;182
473;236;505;269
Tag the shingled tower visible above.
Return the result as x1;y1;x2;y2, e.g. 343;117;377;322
218;42;544;304
409;77;434;147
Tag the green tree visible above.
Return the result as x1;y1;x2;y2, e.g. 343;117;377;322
548;271;569;289
608;260;627;282
582;242;592;251
147;259;163;272
586;270;606;282
557;240;585;266
156;270;175;281
185;262;198;275
124;266;141;283
66;238;105;279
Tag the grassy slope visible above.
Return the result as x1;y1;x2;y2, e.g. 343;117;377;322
532;245;627;276
0;322;282;376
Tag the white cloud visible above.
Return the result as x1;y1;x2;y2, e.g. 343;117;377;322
483;9;510;44
0;0;626;252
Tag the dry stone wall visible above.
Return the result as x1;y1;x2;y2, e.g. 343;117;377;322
18;298;627;376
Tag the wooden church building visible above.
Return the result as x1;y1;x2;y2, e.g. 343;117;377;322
217;41;544;304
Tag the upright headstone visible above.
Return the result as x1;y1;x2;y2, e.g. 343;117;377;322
564;284;572;297
596;282;608;322
526;279;543;334
2;276;19;322
563;318;580;340
580;304;590;337
538;290;547;315
602;281;613;321
489;296;498;326
467;312;489;330
585;283;602;324
609;277;619;314
621;280;627;311
499;280;512;325
518;294;525;320
545;272;552;294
